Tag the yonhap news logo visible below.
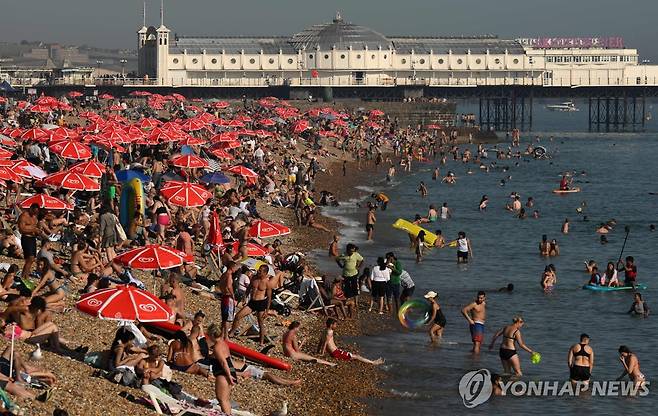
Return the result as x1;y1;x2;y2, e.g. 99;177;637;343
459;369;650;408
459;369;492;408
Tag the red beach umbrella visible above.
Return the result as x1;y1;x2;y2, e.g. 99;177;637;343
0;167;23;184
29;104;52;113
259;118;276;127
227;165;258;178
18;194;73;210
43;171;100;191
160;181;212;207
177;137;206;146
20;128;48;141
114;244;188;270
0;148;13;160
210;149;234;160
67;91;83;98
219;141;241;150
248;220;291;238
49;140;92;160
69;160;106;178
170;154;209;169
137;118;161;129
228;241;268;257
99;93;114;100
293;120;310;133
76;285;172;322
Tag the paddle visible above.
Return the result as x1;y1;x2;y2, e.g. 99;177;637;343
617;226;631;264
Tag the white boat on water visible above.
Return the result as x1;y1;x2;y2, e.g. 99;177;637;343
546;101;579;112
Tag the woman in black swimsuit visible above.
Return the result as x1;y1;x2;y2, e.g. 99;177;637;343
425;291;446;343
489;317;535;376
568;334;594;386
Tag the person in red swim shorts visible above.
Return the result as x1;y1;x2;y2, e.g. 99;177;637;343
318;318;384;365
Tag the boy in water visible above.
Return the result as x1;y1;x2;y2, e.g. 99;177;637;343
318;318;384;365
618;256;638;287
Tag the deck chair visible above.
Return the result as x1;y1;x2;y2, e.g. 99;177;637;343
299;277;334;315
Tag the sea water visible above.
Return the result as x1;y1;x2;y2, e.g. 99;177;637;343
312;101;658;415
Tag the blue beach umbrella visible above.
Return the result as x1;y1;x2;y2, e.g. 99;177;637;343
199;172;230;185
115;169;150;183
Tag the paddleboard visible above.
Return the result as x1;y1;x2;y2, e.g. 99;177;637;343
552;187;581;194
392;218;437;246
119;178;145;231
582;283;647;292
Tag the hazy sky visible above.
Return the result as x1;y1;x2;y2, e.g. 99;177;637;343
2;0;657;59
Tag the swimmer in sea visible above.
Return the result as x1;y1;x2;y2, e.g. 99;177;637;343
417;181;428;198
498;283;514;292
549;239;559;256
366;205;376;241
562;218;569;234
432;229;445;248
425;291;445;343
479;195;489;211
568;334;594;387
596;223;609;234
489;316;535;376
420;205;438;223
628;293;650;318
541;265;556;291
456;231;472;263
617;345;646;391
462;291;486;354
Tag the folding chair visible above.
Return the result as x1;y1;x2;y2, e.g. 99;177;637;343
300;277;334;315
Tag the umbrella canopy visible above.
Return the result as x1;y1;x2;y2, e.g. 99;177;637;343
159;181;212;207
177;137;206;146
20;128;48;141
199;171;231;185
170;154;209;169
0;167;23;184
76;284;172;322
210;148;234;160
115;169;150;183
0;148;13;160
114;244;187;270
227;165;258;178
49;140;92;160
43;171;100;191
70;160;106;178
248;220;291;238
67;91;83;98
293;120;310;133
18;194;73;210
228;241;268;257
29;104;52;113
98;93;114;100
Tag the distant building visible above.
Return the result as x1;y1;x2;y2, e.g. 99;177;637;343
137;11;658;89
22;44;89;68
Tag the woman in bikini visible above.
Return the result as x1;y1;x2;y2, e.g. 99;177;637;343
166;330;209;378
31;258;67;311
489;316;535;376
109;327;147;371
136;345;164;386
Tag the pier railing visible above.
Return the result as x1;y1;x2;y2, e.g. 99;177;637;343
36;75;658;88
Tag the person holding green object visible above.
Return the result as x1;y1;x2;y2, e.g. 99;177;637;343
386;252;403;314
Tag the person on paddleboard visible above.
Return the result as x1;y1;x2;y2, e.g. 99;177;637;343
559;174;572;191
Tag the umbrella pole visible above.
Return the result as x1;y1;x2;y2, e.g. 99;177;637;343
9;324;15;377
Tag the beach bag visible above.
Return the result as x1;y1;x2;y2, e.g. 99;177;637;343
108;367;139;388
113;215;127;241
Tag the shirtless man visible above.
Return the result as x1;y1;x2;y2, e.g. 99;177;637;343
417;181;428;198
366;205;376;241
230;265;274;345
617;345;646;391
18;203;40;280
318;318;384;365
568;334;594;387
282;321;335;366
462;291;487;353
218;262;240;339
71;241;103;281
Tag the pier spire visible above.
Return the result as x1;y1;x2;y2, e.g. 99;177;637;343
142;0;146;27
160;0;164;26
